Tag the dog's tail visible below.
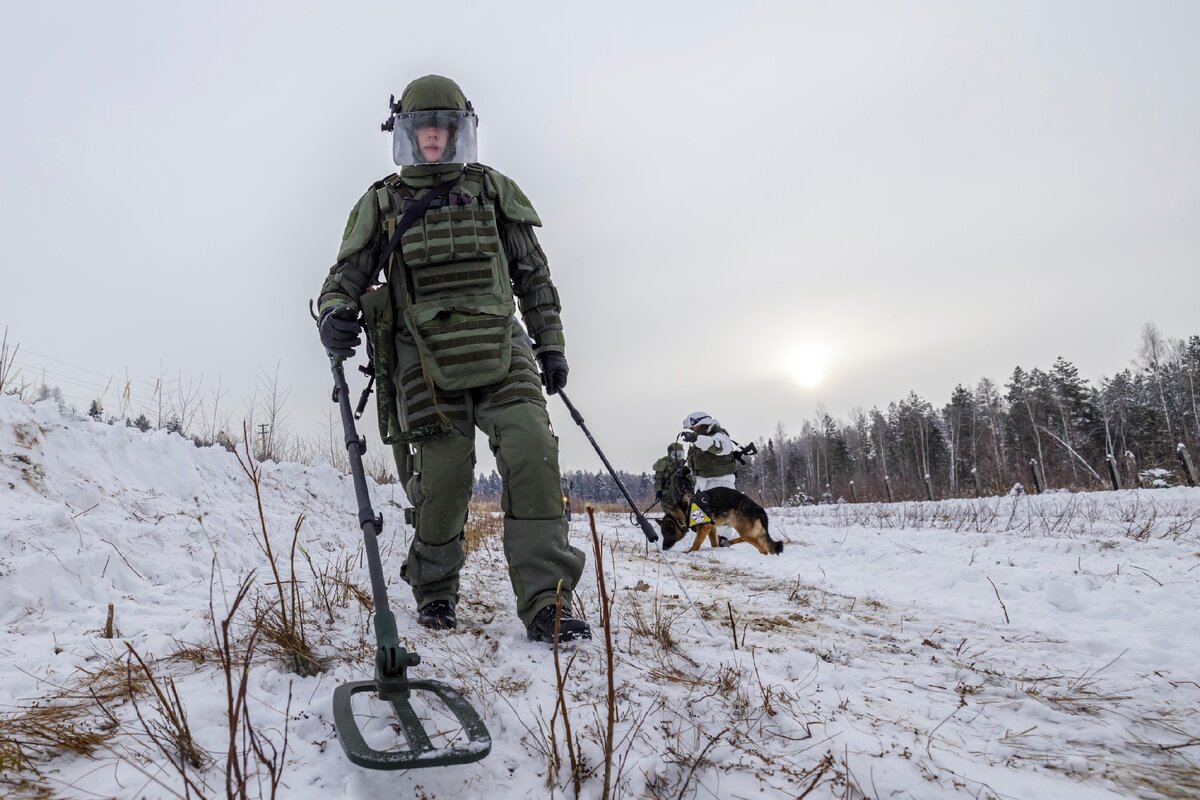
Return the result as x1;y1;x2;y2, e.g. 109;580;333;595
760;510;784;555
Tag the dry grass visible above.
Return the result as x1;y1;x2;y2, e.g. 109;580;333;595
0;653;156;795
465;499;504;555
625;594;692;658
0;709;110;766
585;502;637;514
775;492;1200;542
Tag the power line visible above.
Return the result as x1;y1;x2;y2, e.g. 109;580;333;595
11;360;115;394
17;347;116;380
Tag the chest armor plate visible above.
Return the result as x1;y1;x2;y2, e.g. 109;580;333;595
379;170;516;391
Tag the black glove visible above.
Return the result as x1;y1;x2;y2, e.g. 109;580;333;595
537;351;569;395
318;303;361;359
680;431;698;443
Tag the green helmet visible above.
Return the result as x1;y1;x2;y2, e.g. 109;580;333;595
383;75;479;166
667;442;685;460
401;75;471;113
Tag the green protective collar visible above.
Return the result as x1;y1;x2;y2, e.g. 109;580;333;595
400;164;467;186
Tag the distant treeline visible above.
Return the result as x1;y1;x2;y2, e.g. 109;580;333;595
474;324;1200;507
473;469;657;507
735;324;1200;506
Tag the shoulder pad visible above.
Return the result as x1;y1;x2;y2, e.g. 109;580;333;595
337;186;382;262
481;166;542;227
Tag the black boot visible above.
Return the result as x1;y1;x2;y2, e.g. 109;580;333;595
527;605;591;644
417;599;457;630
718;536;731;547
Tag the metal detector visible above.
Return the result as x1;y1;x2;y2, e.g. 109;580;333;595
328;357;491;770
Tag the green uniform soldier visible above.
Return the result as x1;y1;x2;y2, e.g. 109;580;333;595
316;75;589;644
652;442;694;512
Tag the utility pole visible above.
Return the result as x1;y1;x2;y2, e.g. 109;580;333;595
258;423;270;458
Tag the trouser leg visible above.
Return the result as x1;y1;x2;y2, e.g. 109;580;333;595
711;474;736;490
481;401;586;626
694;474;736;492
399;429;474;609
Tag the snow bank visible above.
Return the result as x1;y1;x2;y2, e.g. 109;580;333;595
2;395;1199;799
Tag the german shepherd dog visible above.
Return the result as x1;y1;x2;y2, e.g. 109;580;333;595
656;487;784;556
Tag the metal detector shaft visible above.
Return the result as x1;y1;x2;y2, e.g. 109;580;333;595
556;390;658;544
331;359;413;681
332;358;392;618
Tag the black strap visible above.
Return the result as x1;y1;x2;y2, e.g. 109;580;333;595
374;178;458;280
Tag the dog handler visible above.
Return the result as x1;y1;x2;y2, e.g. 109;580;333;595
316;75;589;644
652;442;694;512
680;412;739;491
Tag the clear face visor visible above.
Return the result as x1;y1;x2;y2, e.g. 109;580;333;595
391;110;478;166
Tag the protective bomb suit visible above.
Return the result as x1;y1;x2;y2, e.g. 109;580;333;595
316;75;585;639
681;411;738;491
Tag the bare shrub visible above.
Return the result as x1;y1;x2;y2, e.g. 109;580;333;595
232;428;326;677
213;573;292;800
126;643;211;782
0;327;20;396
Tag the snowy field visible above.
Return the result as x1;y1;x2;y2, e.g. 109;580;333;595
2;395;1199;799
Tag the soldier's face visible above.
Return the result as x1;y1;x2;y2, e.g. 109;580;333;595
417;126;449;161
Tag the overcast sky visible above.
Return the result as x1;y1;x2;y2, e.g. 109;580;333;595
2;2;1198;476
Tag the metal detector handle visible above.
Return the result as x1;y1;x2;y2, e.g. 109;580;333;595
556;390;659;544
353;320;376;420
354;371;375;419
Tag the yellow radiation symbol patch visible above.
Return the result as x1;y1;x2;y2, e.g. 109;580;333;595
688;503;711;528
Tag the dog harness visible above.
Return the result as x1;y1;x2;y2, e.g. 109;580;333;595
687;490;722;529
687;503;711;529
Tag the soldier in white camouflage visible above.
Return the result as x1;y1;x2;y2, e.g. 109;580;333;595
317;75;588;644
680;411;738;491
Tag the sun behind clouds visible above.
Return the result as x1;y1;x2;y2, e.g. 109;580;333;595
780;343;831;389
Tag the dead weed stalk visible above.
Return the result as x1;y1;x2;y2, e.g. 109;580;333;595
213;571;292;800
126;642;211;777
589;507;618;800
233;428;326;677
549;583;582;796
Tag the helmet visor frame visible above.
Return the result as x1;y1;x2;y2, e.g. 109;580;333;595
391;110;479;166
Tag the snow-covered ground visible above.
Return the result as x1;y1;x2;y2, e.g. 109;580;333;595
2;395;1198;799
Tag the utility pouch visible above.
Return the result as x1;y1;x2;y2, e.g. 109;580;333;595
399;203;503;274
358;286;403;445
402;298;514;391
